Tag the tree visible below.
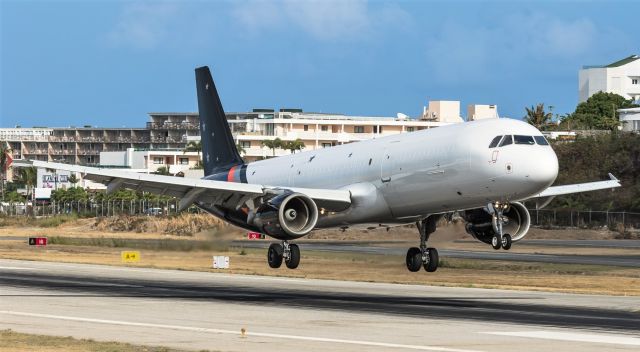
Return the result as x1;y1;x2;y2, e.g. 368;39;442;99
13;166;37;202
68;173;78;187
283;139;305;154
261;138;283;157
183;140;202;163
236;142;246;156
523;103;554;130
154;166;170;176
564;92;638;130
0;142;11;200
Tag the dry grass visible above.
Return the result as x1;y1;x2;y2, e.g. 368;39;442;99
92;213;226;236
1;239;639;296
0;329;197;352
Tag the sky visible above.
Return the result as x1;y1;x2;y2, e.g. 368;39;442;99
1;0;638;128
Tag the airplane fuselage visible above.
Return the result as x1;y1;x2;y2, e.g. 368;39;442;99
203;118;558;230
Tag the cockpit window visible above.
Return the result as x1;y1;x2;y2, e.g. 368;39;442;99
534;136;549;146
514;135;535;145
499;135;513;147
489;135;503;148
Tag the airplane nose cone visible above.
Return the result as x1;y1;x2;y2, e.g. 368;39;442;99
527;148;558;188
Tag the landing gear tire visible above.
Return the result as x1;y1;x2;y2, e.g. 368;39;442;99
491;236;502;250
285;244;300;269
501;234;512;250
406;247;422;272
424;248;439;272
267;243;284;268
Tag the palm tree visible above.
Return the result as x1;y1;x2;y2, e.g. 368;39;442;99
283;139;305;154
261;138;283;158
14;166;37;202
0;142;12;200
236;142;246;156
183;141;202;164
524;103;554;130
68;173;78;188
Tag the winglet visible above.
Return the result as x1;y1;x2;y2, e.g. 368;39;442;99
608;173;619;181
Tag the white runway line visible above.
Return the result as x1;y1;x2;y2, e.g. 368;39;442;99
481;330;640;346
0;310;483;352
0;266;30;270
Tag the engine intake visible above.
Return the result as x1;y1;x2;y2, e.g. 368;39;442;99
462;202;531;245
253;192;319;240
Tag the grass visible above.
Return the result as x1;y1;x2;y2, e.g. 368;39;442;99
0;214;79;228
0;329;205;352
47;236;230;252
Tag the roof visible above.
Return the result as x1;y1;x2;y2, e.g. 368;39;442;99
582;55;639;69
606;55;639;68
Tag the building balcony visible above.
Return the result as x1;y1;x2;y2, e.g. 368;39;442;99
147;122;199;130
77;150;100;155
49;136;76;142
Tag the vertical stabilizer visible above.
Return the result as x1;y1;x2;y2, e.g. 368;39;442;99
195;66;243;176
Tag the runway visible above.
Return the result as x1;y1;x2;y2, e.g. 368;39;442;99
1;259;639;351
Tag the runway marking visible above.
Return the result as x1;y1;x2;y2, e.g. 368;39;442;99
0;310;483;352
481;330;640;346
0;266;30;270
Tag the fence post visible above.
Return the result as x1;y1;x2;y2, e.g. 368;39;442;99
622;211;626;232
606;211;609;228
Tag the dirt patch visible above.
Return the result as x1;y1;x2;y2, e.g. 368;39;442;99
0;329;191;352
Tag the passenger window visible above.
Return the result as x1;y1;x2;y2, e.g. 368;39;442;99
499;135;513;147
514;135;535;145
534;136;549;146
489;135;503;148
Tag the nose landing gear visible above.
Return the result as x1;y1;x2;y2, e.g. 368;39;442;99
489;202;512;250
406;215;440;272
267;241;300;269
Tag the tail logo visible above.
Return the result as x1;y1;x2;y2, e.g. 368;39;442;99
205;83;210;90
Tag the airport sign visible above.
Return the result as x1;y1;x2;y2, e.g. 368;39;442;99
247;232;265;240
28;237;47;246
121;251;140;263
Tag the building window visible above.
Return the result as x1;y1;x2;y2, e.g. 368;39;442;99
303;125;309;131
373;126;378;133
321;125;328;131
240;141;251;148
321;142;332;148
179;158;189;165
354;126;365;133
153;157;164;164
633;79;639;85
406;127;415;132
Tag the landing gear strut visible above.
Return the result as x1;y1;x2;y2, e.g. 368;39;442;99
489;202;512;250
267;241;300;269
406;216;440;272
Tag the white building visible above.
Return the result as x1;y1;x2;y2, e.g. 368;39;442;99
467;105;499;121
579;55;640;103
619;107;640;132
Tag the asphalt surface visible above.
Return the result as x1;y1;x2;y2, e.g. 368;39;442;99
1;259;639;351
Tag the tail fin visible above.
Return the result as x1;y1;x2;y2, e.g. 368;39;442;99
195;66;243;176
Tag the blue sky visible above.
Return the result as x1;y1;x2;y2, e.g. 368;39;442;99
1;0;638;128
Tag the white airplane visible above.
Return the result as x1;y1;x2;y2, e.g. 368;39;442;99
15;67;621;272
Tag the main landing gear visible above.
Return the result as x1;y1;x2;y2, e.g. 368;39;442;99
267;241;300;269
489;202;512;251
406;216;440;273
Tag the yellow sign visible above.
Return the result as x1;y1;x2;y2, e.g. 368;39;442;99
121;251;140;263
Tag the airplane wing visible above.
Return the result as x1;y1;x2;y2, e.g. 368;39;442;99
13;160;352;212
527;173;621;209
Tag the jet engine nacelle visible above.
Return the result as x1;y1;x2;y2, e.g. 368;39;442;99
461;202;531;245
253;192;319;240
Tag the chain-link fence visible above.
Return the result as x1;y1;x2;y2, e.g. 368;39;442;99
529;209;640;232
0;199;195;217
